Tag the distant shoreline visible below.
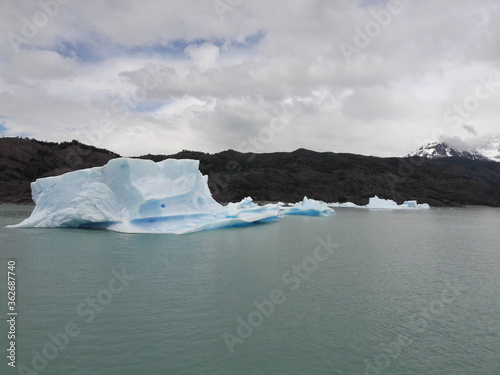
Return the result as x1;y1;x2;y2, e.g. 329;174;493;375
2;202;499;209
2;138;500;207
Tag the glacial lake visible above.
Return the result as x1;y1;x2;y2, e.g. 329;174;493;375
1;205;499;375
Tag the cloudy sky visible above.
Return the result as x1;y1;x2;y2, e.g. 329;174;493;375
1;0;499;157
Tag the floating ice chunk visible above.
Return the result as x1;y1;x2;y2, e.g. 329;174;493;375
227;196;258;210
226;197;256;217
281;196;335;217
225;197;279;221
8;158;280;234
328;202;360;208
365;196;400;209
327;196;430;209
365;196;430;209
402;200;430;209
403;200;417;208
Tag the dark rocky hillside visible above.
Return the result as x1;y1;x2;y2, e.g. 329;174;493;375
142;148;500;207
0;138;118;203
1;138;500;207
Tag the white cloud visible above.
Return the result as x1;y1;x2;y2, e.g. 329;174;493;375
184;43;220;72
1;0;499;157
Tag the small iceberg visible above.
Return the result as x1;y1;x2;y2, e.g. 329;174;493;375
400;200;430;209
327;196;430;209
328;202;359;208
281;196;335;217
365;196;430;209
226;197;280;219
365;196;400;209
8;158;280;234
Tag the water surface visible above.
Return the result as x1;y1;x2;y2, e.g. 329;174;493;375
0;205;499;374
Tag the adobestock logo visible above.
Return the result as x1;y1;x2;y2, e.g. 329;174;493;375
222;235;339;354
209;102;294;198
340;0;402;63
7;0;71;54
79;63;167;149
357;278;467;375
17;266;134;375
213;0;244;23
443;69;500;129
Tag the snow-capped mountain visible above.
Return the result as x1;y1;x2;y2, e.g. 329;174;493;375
477;136;500;162
407;142;492;161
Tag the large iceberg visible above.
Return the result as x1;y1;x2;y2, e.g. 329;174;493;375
8;158;280;234
281;197;335;217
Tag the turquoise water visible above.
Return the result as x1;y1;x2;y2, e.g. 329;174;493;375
1;205;499;375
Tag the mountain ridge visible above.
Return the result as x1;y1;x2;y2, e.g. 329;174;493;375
479;136;500;161
407;142;492;161
1;137;500;207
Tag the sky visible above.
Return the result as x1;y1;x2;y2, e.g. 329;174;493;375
1;0;499;157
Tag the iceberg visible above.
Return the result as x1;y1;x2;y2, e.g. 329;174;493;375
8;158;280;234
365;196;430;209
327;202;359;208
327;196;430;209
401;200;430;209
365;196;399;209
281;196;335;217
225;197;280;219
